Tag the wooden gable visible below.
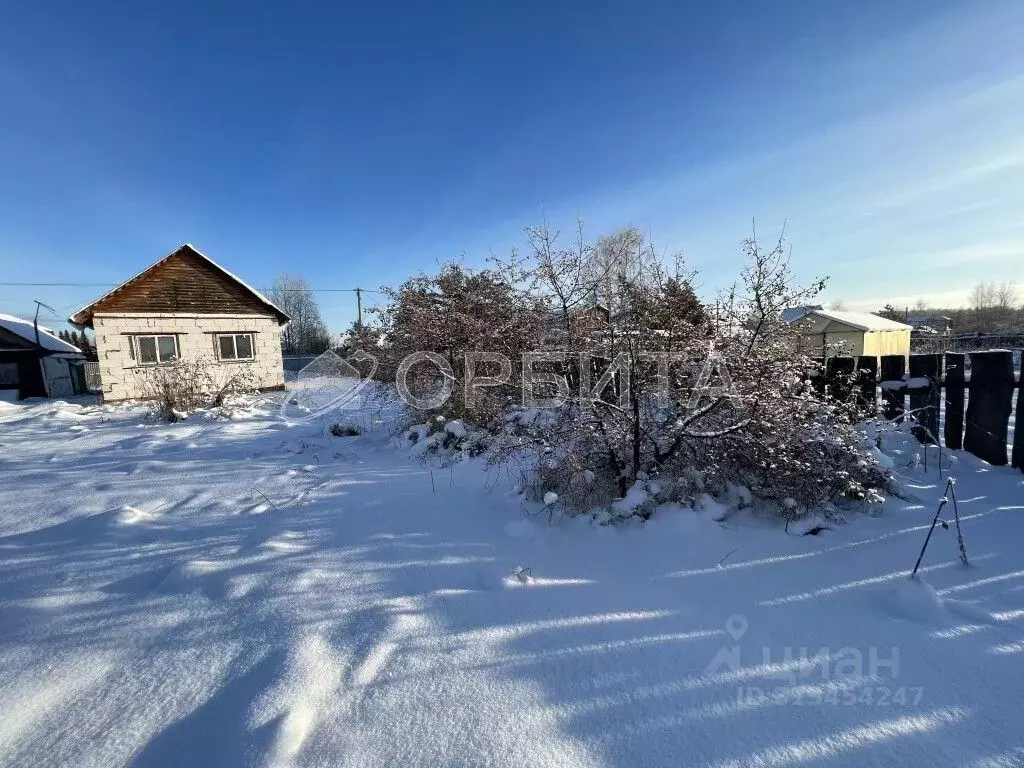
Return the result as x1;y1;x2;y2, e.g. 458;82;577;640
70;245;289;327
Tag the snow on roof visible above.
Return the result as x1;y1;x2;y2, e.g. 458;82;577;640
0;313;83;354
69;243;290;327
781;305;822;324
807;309;913;332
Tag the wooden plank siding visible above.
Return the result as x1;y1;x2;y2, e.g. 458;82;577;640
68;244;289;401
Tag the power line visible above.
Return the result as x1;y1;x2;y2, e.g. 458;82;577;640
0;281;383;293
0;282;114;288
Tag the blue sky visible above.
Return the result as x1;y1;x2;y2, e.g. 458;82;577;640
1;0;1021;331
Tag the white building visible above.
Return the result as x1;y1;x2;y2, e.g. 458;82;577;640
785;308;913;358
69;244;290;402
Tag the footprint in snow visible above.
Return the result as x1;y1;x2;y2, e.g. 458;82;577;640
471;568;503;592
115;505;161;525
261;532;310;553
340;599;423;701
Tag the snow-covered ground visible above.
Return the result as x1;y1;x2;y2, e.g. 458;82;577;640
1;395;1023;768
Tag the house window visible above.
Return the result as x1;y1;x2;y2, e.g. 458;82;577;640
0;362;18;388
216;333;255;361
134;335;179;365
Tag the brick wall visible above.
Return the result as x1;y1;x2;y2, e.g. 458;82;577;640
93;313;285;401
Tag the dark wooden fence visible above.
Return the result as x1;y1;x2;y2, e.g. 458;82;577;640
817;350;1023;472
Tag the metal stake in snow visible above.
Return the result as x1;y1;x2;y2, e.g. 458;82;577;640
33;300;55;349
911;494;948;579
911;478;969;578
946;478;970;567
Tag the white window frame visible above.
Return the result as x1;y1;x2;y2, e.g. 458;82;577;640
216;333;255;362
133;334;179;365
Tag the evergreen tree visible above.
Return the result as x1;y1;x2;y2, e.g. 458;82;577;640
83;331;97;361
876;303;905;322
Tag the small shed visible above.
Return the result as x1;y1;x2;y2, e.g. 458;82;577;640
787;309;913;358
906;314;953;335
0;313;86;400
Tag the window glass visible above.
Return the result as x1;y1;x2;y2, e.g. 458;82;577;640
138;337;158;364
219;335;236;360
235;334;253;359
157;336;177;362
0;362;18;387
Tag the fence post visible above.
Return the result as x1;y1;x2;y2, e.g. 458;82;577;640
908;354;940;444
1013;353;1024;472
825;356;855;404
944;353;965;450
964;351;1014;466
810;357;825;395
855;356;878;416
879;355;905;422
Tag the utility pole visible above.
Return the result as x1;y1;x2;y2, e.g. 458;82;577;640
32;300;55;348
355;287;363;329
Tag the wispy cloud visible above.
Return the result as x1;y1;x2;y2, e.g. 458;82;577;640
518;3;1024;310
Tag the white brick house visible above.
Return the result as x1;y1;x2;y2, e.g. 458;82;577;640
69;244;290;402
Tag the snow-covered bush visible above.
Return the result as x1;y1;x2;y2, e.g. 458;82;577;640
343;221;892;522
367;263;545;428
520;453;616;513
492;225;891;520
403;417;489;461
140;359;210;421
140;357;257;422
330;423;361;437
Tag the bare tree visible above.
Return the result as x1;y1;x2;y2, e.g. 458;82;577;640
140;357;257;421
369;263;544;426
969;282;994;316
352;220;892;522
586;227;645;310
524;219;599;340
878;279;1022;336
995;281;1018;312
269;275;332;355
967;280;1020;330
495;224;887;517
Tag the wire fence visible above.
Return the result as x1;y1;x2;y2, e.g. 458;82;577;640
283;356;325;381
912;333;1024;361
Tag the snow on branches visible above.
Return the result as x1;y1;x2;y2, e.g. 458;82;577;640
353;222;892;520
